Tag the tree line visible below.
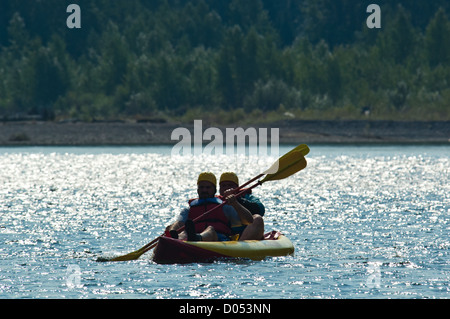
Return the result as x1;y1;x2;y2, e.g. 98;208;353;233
0;0;449;123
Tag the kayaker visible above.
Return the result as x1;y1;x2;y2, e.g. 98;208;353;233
219;172;265;240
167;172;254;241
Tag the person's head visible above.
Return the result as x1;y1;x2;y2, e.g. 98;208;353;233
197;172;217;199
219;172;239;196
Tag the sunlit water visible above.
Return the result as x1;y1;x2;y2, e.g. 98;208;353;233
0;145;448;299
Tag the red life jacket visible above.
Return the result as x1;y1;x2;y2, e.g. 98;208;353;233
188;197;231;235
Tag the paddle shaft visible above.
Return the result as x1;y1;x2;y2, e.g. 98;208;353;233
235;174;264;190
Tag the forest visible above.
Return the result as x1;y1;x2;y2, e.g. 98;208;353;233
0;0;449;124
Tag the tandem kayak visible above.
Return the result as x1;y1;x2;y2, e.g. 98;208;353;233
152;231;294;264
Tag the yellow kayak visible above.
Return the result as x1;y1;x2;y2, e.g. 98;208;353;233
152;231;294;264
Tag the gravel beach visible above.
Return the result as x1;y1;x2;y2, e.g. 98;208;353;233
0;120;448;146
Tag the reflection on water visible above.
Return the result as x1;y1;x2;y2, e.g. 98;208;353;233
0;145;448;298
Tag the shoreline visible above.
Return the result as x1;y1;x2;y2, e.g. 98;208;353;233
0;120;449;146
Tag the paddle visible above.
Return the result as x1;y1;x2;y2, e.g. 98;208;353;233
97;144;308;262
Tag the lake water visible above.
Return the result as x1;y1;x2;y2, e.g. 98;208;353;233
0;145;448;299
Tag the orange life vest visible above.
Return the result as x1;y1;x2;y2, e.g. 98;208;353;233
188;197;231;235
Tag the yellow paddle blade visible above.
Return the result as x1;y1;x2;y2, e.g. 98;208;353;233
287;144;310;157
262;151;307;182
97;250;143;262
97;239;159;262
263;143;309;175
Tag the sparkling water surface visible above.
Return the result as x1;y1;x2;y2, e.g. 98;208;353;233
0;145;448;299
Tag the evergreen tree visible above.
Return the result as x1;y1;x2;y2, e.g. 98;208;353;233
27;37;70;119
425;8;450;67
376;5;417;64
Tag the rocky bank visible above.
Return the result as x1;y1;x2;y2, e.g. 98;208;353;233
0;120;448;146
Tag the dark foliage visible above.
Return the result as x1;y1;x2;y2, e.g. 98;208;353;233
1;0;449;122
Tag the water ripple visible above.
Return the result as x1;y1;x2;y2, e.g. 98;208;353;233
0;145;448;298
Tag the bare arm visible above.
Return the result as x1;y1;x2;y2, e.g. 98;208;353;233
225;193;253;225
